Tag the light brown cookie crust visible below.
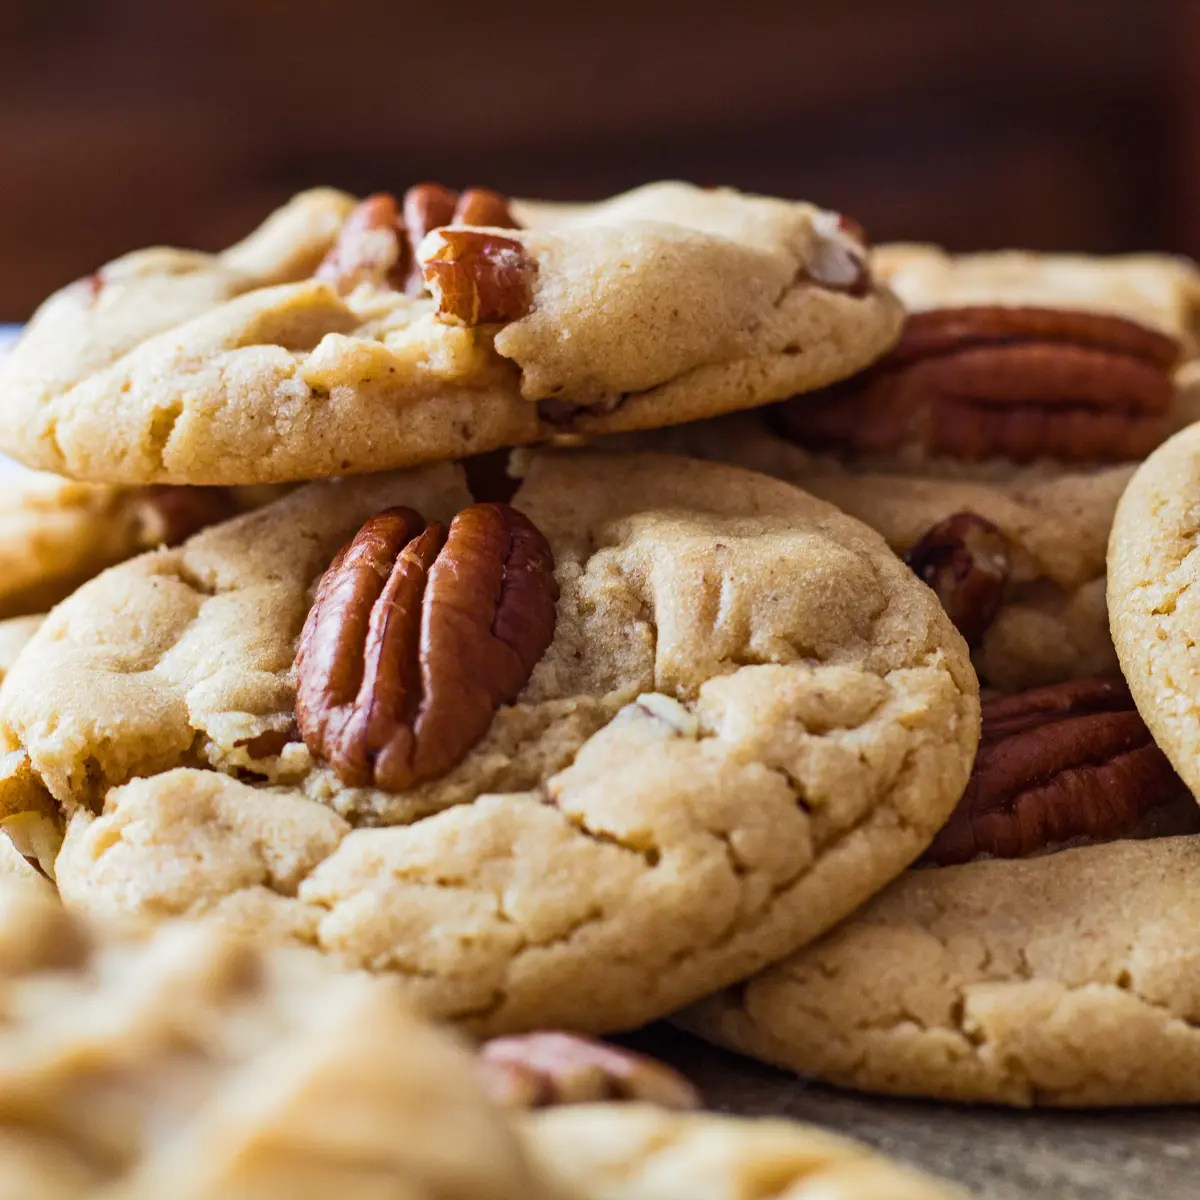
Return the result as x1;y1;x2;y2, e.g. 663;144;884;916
520;1102;967;1199
0;451;977;1035
680;836;1200;1107
0;184;902;485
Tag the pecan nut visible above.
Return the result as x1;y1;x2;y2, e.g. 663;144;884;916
776;305;1182;464
801;211;873;297
477;1032;701;1111
903;513;1010;647
134;487;240;548
923;677;1199;866
316;183;520;296
295;502;558;791
422;230;538;326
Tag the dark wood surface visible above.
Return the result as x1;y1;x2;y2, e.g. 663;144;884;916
624;1025;1200;1199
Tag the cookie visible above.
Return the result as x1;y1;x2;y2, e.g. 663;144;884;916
681;679;1200;1106
0;466;281;618
0;880;558;1200
0;613;43;680
1109;418;1200;802
519;1103;967;1199
0;183;901;485
0;451;978;1034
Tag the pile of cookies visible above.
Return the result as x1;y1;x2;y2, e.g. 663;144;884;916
0;179;1197;1195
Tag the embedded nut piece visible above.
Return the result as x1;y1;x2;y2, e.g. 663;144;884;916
318;183;521;295
903;512;1010;647
295;502;558;791
422;230;538;326
134;486;240;548
923;678;1198;866
778;305;1182;464
477;1032;702;1111
803;211;872;297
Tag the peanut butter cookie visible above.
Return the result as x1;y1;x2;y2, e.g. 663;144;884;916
681;679;1200;1106
0;880;558;1200
0;451;977;1034
1109;418;1200;803
643;245;1200;691
520;1103;967;1199
0;183;901;485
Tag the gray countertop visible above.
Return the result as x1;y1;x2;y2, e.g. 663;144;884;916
625;1026;1200;1199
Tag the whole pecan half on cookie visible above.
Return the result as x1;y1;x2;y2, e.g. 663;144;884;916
777;305;1182;464
315;182;521;296
903;512;1010;647
923;678;1199;866
477;1032;701;1111
296;503;558;791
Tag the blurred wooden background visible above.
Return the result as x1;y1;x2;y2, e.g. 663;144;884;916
0;0;1195;319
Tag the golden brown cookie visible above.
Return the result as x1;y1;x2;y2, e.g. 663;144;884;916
0;184;901;485
0;451;977;1035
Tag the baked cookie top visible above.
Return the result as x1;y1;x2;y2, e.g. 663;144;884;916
1109;420;1200;801
0;882;557;1200
779;243;1200;471
0;450;978;1034
0;183;901;485
520;1103;967;1199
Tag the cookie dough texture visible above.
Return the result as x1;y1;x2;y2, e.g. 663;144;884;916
873;242;1200;348
0;451;978;1034
0;183;902;485
1109;420;1200;800
681;837;1200;1107
638;416;1127;691
0;882;557;1200
520;1103;966;1200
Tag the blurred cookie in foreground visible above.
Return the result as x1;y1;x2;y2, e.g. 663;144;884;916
0;880;558;1200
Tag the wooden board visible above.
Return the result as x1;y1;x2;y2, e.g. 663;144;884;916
625;1026;1200;1199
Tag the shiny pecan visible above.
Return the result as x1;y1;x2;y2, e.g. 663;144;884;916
801;212;872;297
776;305;1182;464
134;487;240;548
295;503;558;791
923;678;1200;866
422;230;537;326
477;1033;701;1111
316;183;520;296
903;513;1010;647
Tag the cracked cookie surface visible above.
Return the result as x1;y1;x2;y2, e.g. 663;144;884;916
0;183;901;485
679;836;1200;1106
0;451;977;1034
0;880;558;1200
1109;420;1200;801
519;1103;967;1199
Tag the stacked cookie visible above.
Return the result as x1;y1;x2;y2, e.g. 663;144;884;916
0;179;1195;1191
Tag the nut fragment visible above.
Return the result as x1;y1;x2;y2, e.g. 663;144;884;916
777;305;1182;464
296;502;558;792
923;678;1199;866
317;183;521;295
903;513;1010;647
134;487;240;548
477;1033;701;1111
423;230;538;326
803;211;872;297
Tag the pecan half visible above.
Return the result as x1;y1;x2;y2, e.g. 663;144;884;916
422;230;537;326
776;305;1182;464
134;487;240;548
923;678;1199;866
295;503;558;791
802;211;873;297
316;183;520;296
477;1033;701;1111
903;513;1010;647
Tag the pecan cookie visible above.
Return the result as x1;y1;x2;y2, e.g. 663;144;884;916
0;452;977;1034
1109;419;1200;803
680;679;1200;1106
0;183;901;486
0;881;558;1200
519;1104;966;1200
